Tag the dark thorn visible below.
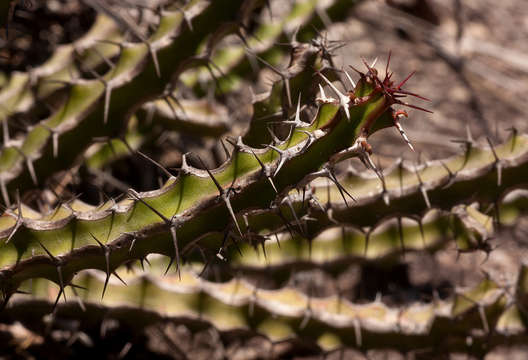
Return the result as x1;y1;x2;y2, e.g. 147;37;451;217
89;232;111;300
196;155;223;195
128;190;171;224
385;51;392;81
396;71;416;89
70;286;86;312
220;139;231;158
164;226;181;280
112;271;127;286
136;150;173;178
285;196;304;236
398;102;433;114
328;169;356;205
250;149;277;193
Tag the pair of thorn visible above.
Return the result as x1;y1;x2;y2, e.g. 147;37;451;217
127;189;181;278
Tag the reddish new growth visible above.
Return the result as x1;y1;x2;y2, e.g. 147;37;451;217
348;52;432;151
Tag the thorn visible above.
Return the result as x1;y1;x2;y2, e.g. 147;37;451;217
91;46;115;69
0;178;9;207
127;190;181;273
227;230;243;257
7;190;23;243
505;126;518;152
317;72;350;120
439;160;456;189
276;208;296;239
104;85;112;124
250;149;277;193
70;286;86;312
317;84;328;104
253;55;292;107
295;129;315;151
175;6;193;31
299;307;312;329
294;92;302;125
344;70;356;89
486;137;502;187
112;271;127;286
89;232;111;300
327;168;355;207
265;126;282;144
129;237;136;253
220;139;231;159
466;124;474;144
376;158;389;205
414;167;431;208
127;189;171;226
393;111;414;151
52;132;59;158
37;240;66;303
396;71;416;90
385;51;392;81
397;100;433;113
370;57;378;68
265;144;287;177
348;64;364;77
260;238;268;261
148;44;161;78
164;226;181;280
478;305;490;333
163;93;186;119
136;150;173;178
0;291;13;312
284;196;304;236
196;156;243;238
40;123;60;158
26;158;38;185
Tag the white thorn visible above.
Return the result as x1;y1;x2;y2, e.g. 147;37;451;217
420;185;431;208
267;177;278;194
371;57;378;68
0;178;9;206
223;195;243;238
295;93;301;124
27;159;38;185
465;124;473;143
497;163;502;187
383;191;390;206
104;85;112;124
395;120;414;152
344;70;356;89
149;45;161;78
318;73;350;120
52;132;59;158
318;84;327;101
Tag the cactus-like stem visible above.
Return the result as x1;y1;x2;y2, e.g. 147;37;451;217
0;0;254;194
3;267;526;355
